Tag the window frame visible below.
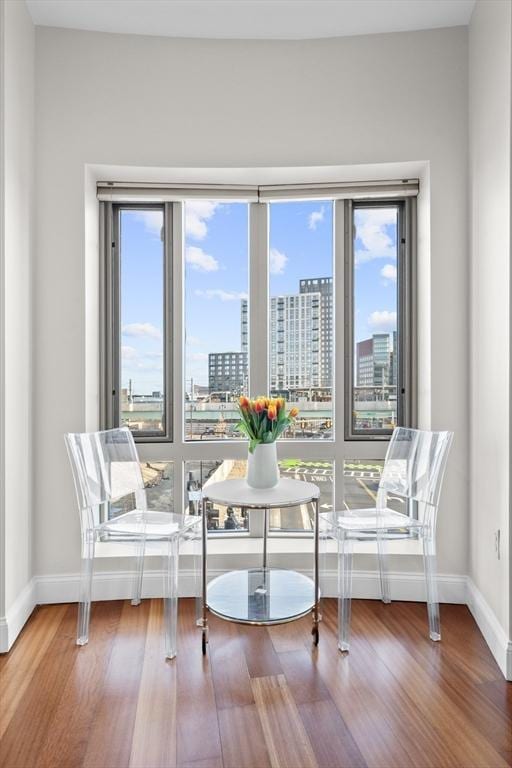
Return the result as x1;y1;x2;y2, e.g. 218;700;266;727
344;198;416;441
100;201;173;443
100;190;417;538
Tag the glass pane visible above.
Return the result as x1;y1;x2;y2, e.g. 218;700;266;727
344;459;403;515
352;206;398;434
184;201;249;441
108;461;174;521
120;207;165;435
269;201;333;439
269;459;334;531
184;460;249;532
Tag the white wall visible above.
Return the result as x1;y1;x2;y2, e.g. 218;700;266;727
468;0;511;650
33;27;469;583
0;0;34;647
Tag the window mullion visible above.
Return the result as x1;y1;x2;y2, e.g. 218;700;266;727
111;204;121;429
247;202;268;537
344;200;354;441
334;200;345;511
249;202;269;398
403;197;417;428
99;201;112;430
171;201;185;510
164;202;173;441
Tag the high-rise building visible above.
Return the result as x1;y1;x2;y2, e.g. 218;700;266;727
240;278;332;394
241;299;248;355
299;277;332;389
269;292;321;391
373;333;392;386
356;338;375;386
356;333;394;387
208;352;248;394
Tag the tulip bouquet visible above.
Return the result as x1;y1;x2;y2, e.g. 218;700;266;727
236;396;299;453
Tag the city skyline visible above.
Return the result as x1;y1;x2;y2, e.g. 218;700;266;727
120;201;398;394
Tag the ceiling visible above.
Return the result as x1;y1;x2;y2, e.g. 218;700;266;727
25;0;476;40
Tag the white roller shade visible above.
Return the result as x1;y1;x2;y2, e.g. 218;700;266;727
96;182;259;202
258;179;419;201
97;178;419;202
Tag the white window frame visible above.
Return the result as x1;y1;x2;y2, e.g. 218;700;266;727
100;183;417;538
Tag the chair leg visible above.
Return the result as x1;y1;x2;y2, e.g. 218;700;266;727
190;524;203;627
338;534;354;652
131;536;145;606
423;535;441;641
77;532;95;646
163;536;179;660
377;533;391;604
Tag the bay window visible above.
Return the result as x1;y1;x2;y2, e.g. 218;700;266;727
99;179;417;535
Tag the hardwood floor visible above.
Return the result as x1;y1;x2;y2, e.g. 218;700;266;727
0;599;510;768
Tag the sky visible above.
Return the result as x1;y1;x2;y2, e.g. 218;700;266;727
120;201;398;393
120;208;165;395
353;206;398;350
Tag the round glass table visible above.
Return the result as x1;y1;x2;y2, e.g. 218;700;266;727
199;478;321;653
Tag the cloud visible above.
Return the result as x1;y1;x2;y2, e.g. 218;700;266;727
194;289;248;302
269;248;288;275
121;347;163;372
185;200;219;240
122;323;162;340
308;206;325;230
381;264;397;283
355;208;397;264
368;310;397;331
185;245;219;272
132;211;163;237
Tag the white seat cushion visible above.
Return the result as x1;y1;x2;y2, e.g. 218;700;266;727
99;510;199;538
321;507;424;532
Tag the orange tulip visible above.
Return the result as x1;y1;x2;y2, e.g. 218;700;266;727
289;406;299;418
267;405;277;421
239;396;250;410
254;400;264;413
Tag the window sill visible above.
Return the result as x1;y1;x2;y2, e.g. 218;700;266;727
95;536;423;558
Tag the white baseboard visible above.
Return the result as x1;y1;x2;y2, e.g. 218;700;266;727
3;569;510;682
466;577;512;681
34;567;467;605
0;578;36;652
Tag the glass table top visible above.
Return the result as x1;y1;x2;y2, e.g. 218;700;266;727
207;567;316;625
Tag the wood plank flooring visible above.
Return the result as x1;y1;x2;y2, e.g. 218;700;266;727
0;599;510;768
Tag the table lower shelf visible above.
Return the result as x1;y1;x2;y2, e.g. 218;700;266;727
207;567;316;625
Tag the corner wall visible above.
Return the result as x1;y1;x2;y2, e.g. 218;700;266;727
468;0;512;678
0;0;35;650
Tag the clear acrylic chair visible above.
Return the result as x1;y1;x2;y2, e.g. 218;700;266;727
321;427;453;652
65;427;201;659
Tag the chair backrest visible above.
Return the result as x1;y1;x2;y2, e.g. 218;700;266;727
378;427;453;509
65;427;145;512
